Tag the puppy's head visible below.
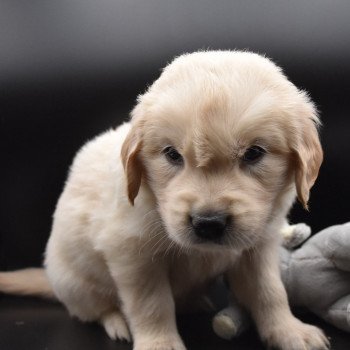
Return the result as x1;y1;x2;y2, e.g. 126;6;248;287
121;51;323;251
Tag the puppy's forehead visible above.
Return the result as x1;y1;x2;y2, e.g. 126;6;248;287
143;51;301;159
190;88;289;165
150;84;288;154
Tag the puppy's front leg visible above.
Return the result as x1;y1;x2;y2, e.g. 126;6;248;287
108;256;186;350
227;239;329;350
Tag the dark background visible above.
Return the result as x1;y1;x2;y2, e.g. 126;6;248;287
1;1;349;349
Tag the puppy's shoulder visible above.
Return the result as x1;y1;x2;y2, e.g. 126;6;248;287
71;123;131;171
54;123;132;223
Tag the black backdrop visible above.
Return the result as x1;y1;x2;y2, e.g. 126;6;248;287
1;0;349;274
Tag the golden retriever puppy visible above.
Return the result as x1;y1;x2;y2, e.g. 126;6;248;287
0;51;328;350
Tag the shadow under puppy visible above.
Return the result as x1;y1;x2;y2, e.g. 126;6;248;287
0;51;328;350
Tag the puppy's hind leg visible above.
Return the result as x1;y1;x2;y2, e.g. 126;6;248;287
101;310;131;342
61;282;131;341
65;285;131;342
47;265;131;341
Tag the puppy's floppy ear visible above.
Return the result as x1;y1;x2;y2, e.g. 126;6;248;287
293;109;323;210
121;117;144;205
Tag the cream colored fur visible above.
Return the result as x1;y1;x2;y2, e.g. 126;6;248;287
0;51;328;350
0;268;54;298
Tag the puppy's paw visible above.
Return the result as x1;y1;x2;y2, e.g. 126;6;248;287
281;223;311;249
212;313;238;340
101;311;131;342
134;335;186;350
262;319;330;350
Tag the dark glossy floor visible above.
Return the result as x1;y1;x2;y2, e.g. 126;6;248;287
0;296;349;350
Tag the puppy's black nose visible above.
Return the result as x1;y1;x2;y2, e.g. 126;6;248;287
190;212;231;241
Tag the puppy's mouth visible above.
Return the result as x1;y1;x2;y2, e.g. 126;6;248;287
169;224;259;253
161;208;260;252
166;211;253;251
188;233;230;250
185;225;257;252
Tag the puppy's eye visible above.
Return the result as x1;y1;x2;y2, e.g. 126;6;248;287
243;146;266;164
163;146;184;166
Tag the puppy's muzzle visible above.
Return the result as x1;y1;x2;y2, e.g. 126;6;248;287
190;212;231;242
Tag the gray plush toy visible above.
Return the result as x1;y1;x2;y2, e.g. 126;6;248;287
213;223;350;339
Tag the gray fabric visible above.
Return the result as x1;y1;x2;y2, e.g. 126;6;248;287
281;223;350;332
326;295;350;332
